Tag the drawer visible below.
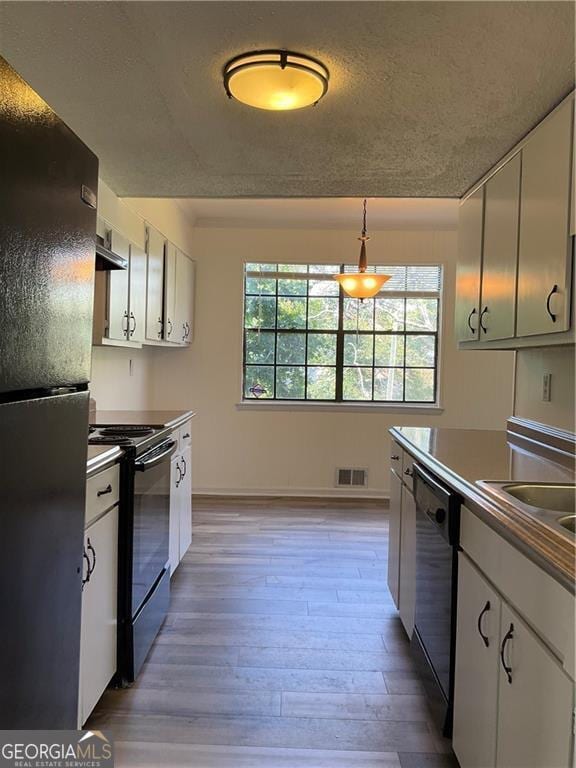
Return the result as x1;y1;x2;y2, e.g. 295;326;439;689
85;464;119;527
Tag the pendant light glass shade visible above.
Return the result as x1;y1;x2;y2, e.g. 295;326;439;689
335;200;391;299
224;50;329;111
334;272;390;299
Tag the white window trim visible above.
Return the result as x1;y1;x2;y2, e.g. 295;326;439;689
241;261;444;408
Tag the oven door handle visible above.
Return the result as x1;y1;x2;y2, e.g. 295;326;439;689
135;440;177;471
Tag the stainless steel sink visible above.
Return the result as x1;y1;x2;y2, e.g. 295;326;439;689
478;481;576;538
500;483;575;514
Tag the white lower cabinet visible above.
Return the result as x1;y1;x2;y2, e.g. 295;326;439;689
453;542;575;768
496;603;574;768
179;444;192;559
78;505;118;726
453;554;501;768
169;424;193;575
387;467;402;609
169;453;182;574
398;485;416;636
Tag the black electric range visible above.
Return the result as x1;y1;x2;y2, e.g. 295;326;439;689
89;424;177;682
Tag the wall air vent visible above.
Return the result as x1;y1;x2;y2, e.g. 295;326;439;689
336;468;368;488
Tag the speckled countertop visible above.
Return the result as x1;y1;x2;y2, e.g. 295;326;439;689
86;445;122;477
91;410;195;430
391;426;575;592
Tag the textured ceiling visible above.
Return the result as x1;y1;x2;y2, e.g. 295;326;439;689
0;1;573;198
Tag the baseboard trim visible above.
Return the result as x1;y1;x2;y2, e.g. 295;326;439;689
193;488;389;506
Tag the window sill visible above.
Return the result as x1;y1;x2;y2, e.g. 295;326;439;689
236;400;444;415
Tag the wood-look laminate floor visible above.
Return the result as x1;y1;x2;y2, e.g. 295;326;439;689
89;498;459;768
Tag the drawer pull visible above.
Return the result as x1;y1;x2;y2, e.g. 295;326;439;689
391;455;400;461
97;484;113;497
477;600;491;647
500;622;514;684
404;467;413;477
182;433;190;440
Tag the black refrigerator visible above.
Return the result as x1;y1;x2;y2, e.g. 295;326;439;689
0;56;99;728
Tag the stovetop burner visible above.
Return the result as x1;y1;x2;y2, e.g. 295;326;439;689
89;435;133;445
98;425;155;437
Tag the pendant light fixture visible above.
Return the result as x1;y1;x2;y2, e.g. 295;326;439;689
334;199;390;299
223;50;329;111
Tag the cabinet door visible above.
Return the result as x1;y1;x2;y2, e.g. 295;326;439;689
128;243;146;344
175;251;194;344
453;553;501;768
387;469;402;609
169;453;182;575
145;225;166;341
79;507;118;725
456;187;484;342
517;98;574;336
480;154;521;341
179;445;192;560
496;602;574;768
398;485;416;637
163;242;178;343
107;230;130;341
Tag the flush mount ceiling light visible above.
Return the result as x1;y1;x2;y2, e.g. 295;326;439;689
334;199;391;300
223;50;329;111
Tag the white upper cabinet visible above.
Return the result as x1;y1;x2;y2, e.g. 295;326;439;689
128;243;146;344
175;250;195;345
479;153;521;341
145;224;166;342
92;222;144;347
455;94;574;347
517;98;574;336
455;187;484;342
163;241;178;343
106;229;130;341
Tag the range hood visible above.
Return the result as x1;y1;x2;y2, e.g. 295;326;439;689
95;234;128;271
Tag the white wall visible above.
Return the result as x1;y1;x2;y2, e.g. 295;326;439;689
514;346;575;432
89;181;195;410
147;226;515;496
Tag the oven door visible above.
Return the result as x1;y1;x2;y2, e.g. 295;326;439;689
132;439;176;616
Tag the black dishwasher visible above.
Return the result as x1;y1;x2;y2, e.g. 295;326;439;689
412;462;461;738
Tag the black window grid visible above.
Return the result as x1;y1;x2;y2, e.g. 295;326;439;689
243;268;440;404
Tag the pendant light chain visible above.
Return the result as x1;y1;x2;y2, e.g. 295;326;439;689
361;198;367;239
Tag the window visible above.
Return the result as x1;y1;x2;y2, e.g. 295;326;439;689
243;263;442;404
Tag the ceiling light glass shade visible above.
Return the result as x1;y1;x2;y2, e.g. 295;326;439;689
224;50;329;111
334;272;390;299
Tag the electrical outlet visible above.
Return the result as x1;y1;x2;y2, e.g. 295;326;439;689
542;373;552;402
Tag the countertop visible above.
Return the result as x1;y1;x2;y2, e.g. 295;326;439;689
390;426;575;592
91;409;195;431
86;445;122;477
